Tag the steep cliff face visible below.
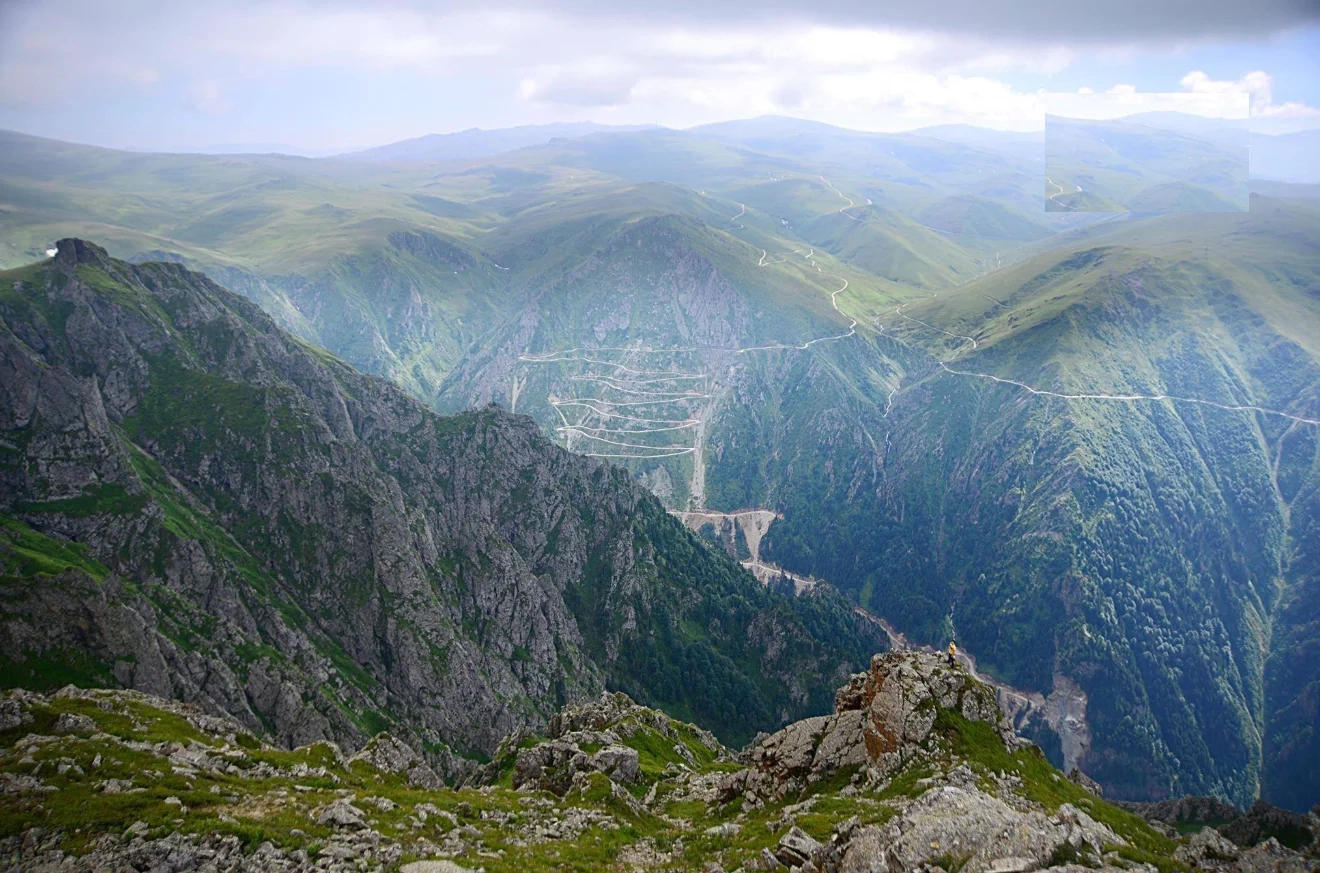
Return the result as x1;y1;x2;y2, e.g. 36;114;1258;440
0;240;884;769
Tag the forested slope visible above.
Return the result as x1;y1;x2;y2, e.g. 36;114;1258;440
761;202;1320;807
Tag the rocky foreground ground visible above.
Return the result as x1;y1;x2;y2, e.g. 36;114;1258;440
0;651;1315;872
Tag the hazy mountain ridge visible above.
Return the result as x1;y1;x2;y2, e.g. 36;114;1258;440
1044;115;1250;213
338;122;657;163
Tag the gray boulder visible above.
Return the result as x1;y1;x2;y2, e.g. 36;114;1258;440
775;826;822;868
589;744;641;784
839;827;890;873
52;712;97;735
512;737;642;794
1175;826;1241;867
315;798;367;829
0;696;32;732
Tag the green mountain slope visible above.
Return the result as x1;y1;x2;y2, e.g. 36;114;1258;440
915;194;1055;241
4;124;1320;813
761;200;1320;808
0;240;885;766
0;129;523;402
0;126;1015;403
1128;182;1247;213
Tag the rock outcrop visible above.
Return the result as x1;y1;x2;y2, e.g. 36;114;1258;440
348;734;444;790
723;651;1017;803
466;690;726;794
1122;795;1320;854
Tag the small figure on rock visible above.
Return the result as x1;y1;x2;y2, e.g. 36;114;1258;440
947;641;957;667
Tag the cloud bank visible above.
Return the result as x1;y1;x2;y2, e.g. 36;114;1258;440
1;0;1316;147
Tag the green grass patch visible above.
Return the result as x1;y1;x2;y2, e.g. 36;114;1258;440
0;515;109;581
0;649;114;692
18;483;148;518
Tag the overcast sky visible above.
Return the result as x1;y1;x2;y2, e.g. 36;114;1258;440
0;0;1317;152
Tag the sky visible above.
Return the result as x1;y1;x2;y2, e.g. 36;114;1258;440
0;0;1317;153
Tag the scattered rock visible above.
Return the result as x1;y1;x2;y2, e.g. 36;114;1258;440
52;712;97;735
0;696;33;732
316;798;367;829
1234;837;1316;873
705;822;742;838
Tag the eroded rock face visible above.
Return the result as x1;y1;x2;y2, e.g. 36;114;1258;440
846;650;1005;767
729;651;1014;803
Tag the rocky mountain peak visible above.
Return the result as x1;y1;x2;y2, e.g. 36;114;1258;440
51;237;111;269
834;650;1009;757
0;241;883;780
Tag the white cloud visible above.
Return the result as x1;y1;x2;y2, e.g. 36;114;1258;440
0;2;1094;130
2;0;1317;141
520;60;640;107
510;24;1074;130
1181;69;1320;132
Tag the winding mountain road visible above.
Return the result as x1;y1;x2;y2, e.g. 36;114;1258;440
1046;176;1081;211
821;175;864;222
939;362;1320;426
884;303;1320;428
513;179;876;483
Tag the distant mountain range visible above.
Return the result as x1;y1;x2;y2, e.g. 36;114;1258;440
126;142;355;158
91;113;1320;187
337;121;656;162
